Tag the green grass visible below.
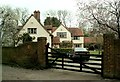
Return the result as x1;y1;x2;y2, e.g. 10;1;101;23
89;50;102;55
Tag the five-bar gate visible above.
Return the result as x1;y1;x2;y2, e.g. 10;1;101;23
46;43;103;75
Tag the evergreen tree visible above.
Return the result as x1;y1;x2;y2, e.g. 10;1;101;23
44;17;61;27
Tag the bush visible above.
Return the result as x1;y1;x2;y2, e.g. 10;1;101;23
60;41;73;48
53;48;73;53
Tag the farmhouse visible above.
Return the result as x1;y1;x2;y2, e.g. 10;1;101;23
17;10;52;47
45;24;84;48
17;10;84;48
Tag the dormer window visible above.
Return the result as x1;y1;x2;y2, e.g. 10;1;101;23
28;28;37;34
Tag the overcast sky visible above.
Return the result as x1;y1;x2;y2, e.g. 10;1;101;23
0;0;78;12
0;0;90;27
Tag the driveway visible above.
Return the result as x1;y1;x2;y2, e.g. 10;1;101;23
2;65;120;81
2;65;103;80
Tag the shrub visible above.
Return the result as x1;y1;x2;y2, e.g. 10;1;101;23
53;48;73;53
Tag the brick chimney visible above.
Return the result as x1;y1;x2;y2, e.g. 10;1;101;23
34;10;40;23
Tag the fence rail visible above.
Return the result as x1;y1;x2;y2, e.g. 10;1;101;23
46;44;103;75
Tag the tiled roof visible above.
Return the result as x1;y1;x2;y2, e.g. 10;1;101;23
68;28;84;36
51;27;57;33
84;37;96;44
44;26;57;33
44;24;84;37
53;36;60;44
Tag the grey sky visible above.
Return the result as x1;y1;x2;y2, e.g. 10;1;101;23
0;0;78;13
0;0;93;27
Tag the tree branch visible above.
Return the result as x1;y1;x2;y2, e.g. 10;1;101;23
91;11;118;33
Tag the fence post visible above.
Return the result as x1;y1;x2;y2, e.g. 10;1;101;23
80;55;82;72
62;55;64;69
45;43;49;68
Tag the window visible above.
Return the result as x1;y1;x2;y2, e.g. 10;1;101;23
74;44;82;47
57;32;67;38
73;36;80;40
28;28;37;34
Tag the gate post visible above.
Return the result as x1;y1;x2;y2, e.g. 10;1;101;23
45;43;49;68
37;37;47;68
103;34;115;78
114;39;120;79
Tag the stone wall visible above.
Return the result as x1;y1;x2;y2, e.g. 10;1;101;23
103;34;120;79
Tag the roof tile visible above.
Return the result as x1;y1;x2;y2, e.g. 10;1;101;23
53;36;60;44
68;28;84;36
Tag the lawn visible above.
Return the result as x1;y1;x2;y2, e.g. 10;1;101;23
89;50;102;55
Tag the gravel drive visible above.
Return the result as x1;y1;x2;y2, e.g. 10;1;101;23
2;65;103;80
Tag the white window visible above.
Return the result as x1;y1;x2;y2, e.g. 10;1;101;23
28;28;37;34
57;32;67;38
73;36;80;40
74;44;82;47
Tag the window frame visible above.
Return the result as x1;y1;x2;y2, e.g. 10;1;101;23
28;28;37;34
74;44;82;47
73;36;80;40
57;32;67;38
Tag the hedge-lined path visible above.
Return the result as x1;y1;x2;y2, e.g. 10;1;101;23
2;65;119;81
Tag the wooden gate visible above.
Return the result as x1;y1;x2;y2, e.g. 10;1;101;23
46;43;103;75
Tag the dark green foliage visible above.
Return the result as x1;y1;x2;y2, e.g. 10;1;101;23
85;43;103;51
22;33;32;43
88;46;95;51
84;33;90;37
44;17;61;27
60;41;73;48
44;17;51;25
53;48;73;53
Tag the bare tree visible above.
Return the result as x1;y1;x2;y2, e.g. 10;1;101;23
45;10;71;27
61;10;68;27
15;8;29;25
57;10;62;21
76;0;120;38
76;13;88;28
45;10;57;17
76;2;88;28
66;12;73;27
0;6;17;46
0;5;29;47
